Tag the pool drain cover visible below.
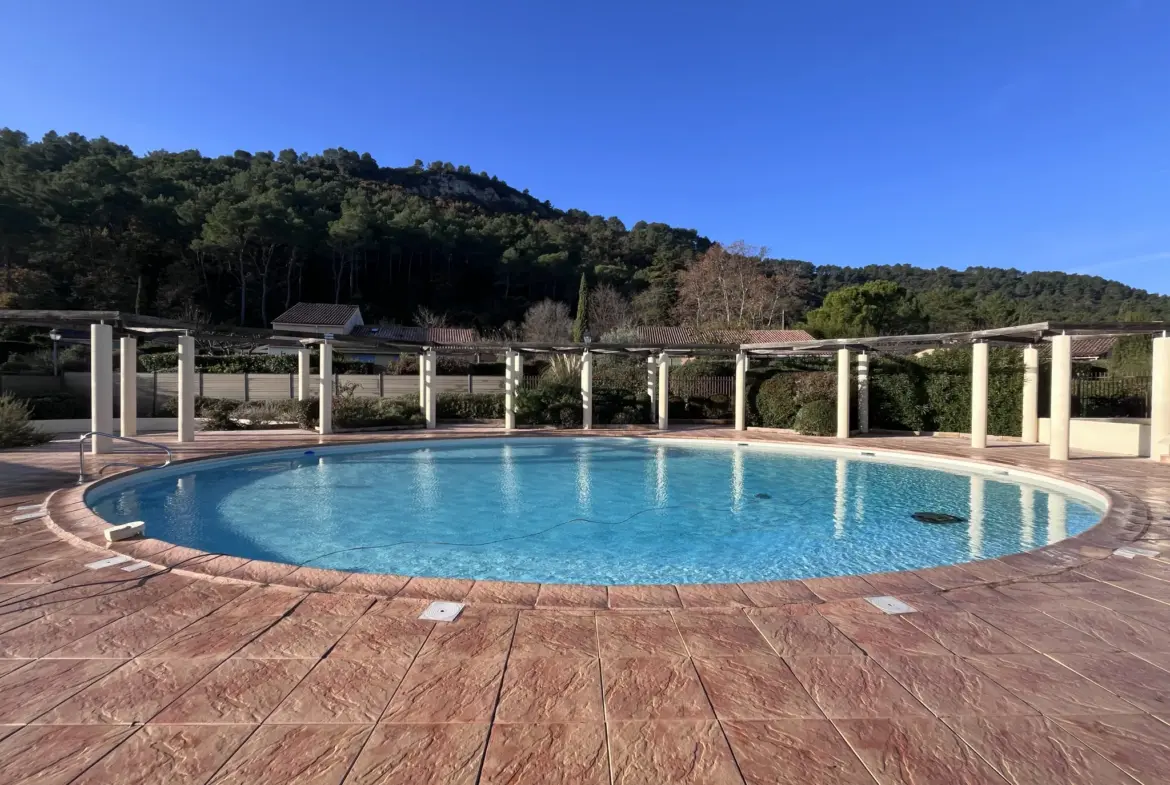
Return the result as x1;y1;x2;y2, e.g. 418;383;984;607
419;601;465;622
754;493;771;500
911;512;966;524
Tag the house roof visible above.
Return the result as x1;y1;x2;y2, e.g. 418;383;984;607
1038;336;1117;360
635;326;813;346
272;303;361;327
351;325;479;345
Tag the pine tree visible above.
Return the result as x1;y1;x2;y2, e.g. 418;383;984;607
572;272;589;342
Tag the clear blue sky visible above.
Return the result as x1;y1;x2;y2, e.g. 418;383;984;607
4;0;1169;294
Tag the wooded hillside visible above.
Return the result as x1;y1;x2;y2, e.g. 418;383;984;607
2;129;1168;333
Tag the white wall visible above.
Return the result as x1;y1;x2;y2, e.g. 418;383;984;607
1038;417;1151;457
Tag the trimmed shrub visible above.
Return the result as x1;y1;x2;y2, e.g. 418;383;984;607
437;393;505;420
517;383;582;426
0;394;51;448
17;393;90;420
139;352;377;374
752;371;836;428
793;398;837;436
333;395;423;428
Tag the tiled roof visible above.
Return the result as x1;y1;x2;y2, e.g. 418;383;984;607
351;325;480;345
1038;336;1117;359
634;326;814;346
272;302;361;327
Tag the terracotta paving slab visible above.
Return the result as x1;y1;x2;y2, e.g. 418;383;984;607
511;612;597;658
722;719;877;785
673;611;774;657
972;609;1116;654
607;583;682;608
0;613;120;658
1051;652;1170;714
207;723;371;785
602;656;714;720
415;611;515;660
329;615;433;660
463;580;541;608
750;607;861;656
802;575;878;601
0;658;124;723
382;655;507;723
0;724;138;785
1052;714;1170;785
964;654;1137;716
947;715;1137;785
874;654;1038;717
819;609;952;658
786;655;930;719
38;657;221;724
737;580;819;606
675;582;753;608
495;656;603;722
536;583;608;609
607;720;744;785
597;612;686;658
903;610;1034;655
46;609;205;658
153;658;315;724
140;615;275;658
480;722;609;785
835;715;1011;784
345;723;489;785
236;616;353;659
70;724;254;785
692;655;823;720
1045;607;1170;653
269;658;408;724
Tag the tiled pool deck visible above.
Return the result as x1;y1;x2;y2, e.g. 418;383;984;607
2;427;1170;784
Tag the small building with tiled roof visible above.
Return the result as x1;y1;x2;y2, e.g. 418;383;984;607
272;302;364;336
350;325;479;345
1037;336;1117;361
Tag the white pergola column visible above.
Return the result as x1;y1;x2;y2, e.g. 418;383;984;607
856;352;870;434
1152;334;1170;461
836;348;851;439
971;342;989;449
657;352;669;430
89;323;113;453
1021;345;1040;444
647;356;658;423
297;347;311;401
734;350;748;431
581;349;593;430
424;349;437;429
318;340;333;435
504;350;516;431
1049;334;1072;461
418;352;426;409
176;335;196;443
119;336;137;438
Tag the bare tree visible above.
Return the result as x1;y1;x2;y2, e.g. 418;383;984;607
675;241;806;329
413;306;449;328
588;284;633;335
521;299;572;342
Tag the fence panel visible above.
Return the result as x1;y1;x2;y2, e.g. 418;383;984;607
1072;376;1151;418
0;374;63;396
671;376;734;399
249;374;295;400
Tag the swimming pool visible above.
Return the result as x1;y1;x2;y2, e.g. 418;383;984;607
86;437;1106;585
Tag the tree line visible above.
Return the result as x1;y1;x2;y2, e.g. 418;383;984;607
2;128;1168;339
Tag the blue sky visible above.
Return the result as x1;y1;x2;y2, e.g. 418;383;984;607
3;1;1169;294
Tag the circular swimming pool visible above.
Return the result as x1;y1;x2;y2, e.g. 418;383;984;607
86;437;1106;585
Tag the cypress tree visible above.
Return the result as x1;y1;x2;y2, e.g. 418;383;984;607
572;272;589;342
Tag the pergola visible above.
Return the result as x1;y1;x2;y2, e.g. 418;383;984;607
740;321;1170;462
2;311;1167;463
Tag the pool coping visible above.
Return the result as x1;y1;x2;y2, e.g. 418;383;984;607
43;430;1151;610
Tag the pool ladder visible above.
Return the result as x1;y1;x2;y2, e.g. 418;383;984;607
77;431;173;484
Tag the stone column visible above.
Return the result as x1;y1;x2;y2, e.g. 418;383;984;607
836;348;851;439
657;352;670;430
581;350;593;430
418;353;426;409
856;352;870;434
1049;334;1072;461
424;349;438;429
119;336;137;438
90;324;114;453
1152;335;1170;461
504;350;516;431
1021;346;1040;444
734;350;748;431
177;335;196;443
297;348;311;401
647;356;658;423
512;350;523;420
971;342;989;449
319;340;333;435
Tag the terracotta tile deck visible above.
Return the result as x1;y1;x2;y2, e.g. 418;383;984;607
1;425;1170;783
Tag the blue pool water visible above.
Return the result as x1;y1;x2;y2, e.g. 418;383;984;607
86;437;1105;585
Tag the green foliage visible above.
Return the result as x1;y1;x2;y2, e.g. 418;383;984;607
572;273;589;342
15;393;90;420
670;358;735;379
1108;335;1153;377
0;394;51;448
540;355;582;387
138;352;375;374
437;393;505;420
333;395;423;428
793;399;837;436
869;360;929;431
517;383;582;427
803;280;928;338
751;371;837;428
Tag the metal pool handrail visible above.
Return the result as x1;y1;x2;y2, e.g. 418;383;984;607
78;431;173;484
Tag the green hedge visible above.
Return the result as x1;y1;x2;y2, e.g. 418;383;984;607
437;393;505;420
794;399;837;436
138;353;377;374
751;371;837;428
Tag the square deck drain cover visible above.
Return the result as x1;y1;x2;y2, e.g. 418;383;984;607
12;512;45;523
1115;547;1159;559
121;561;153;572
419;601;465;622
865;596;917;614
85;555;134;570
